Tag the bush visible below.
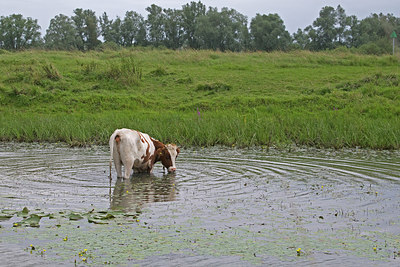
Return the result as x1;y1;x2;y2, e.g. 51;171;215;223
358;42;389;55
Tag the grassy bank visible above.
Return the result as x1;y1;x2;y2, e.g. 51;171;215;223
0;49;399;149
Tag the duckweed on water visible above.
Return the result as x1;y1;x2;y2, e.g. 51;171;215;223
1;206;400;265
1;146;400;265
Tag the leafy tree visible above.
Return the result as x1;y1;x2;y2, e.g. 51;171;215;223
99;12;121;45
146;4;165;47
292;28;309;49
336;5;347;45
344;15;360;47
72;8;100;50
359;13;400;44
195;7;219;50
195;7;248;51
163;8;184;49
224;8;249;51
250;13;291;51
181;1;206;48
0;14;41;50
311;6;337;50
45;14;77;50
302;25;318;50
121;11;146;46
358;13;400;53
302;5;356;50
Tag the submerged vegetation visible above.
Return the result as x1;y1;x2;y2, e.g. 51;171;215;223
0;49;399;149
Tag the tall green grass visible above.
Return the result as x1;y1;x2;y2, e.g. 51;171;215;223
0;49;399;149
1;110;398;149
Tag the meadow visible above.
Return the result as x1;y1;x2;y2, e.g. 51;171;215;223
0;48;399;149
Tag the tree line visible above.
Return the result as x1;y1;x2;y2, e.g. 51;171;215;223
0;1;399;54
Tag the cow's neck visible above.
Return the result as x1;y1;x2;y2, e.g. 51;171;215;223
151;138;165;150
150;138;165;164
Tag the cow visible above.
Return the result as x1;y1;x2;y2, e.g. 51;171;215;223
109;128;180;179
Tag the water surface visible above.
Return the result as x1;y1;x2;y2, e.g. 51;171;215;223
0;143;399;266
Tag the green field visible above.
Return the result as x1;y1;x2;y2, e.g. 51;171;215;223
0;48;399;149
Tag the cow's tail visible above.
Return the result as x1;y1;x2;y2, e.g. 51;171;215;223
109;130;120;180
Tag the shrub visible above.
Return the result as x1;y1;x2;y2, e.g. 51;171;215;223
358;43;386;55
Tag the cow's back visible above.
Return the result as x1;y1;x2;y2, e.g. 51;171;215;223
115;128;142;156
111;128;156;174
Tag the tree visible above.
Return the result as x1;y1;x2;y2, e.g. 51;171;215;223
344;15;360;47
311;6;337;50
357;13;400;53
292;28;309;49
195;7;219;50
146;4;165;47
99;12;120;45
163;8;184;49
300;5;354;50
250;13;291;51
72;8;100;50
181;1;206;48
0;14;41;50
195;7;248;51
121;11;146;46
223;8;249;51
359;13;400;44
336;5;347;45
45;14;77;50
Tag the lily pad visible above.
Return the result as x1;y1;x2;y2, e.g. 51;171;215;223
87;212;117;224
93;213;115;220
0;213;14;221
35;212;51;218
23;214;41;227
1;209;18;215
15;214;42;228
87;216;109;224
17;207;30;218
68;212;84;221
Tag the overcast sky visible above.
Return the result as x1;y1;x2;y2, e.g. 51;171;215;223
2;0;399;34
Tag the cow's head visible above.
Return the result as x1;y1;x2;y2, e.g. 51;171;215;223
157;144;180;173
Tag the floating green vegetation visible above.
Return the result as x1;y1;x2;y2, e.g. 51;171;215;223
1;206;400;265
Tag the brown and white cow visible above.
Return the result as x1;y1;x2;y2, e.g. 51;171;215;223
109;128;180;179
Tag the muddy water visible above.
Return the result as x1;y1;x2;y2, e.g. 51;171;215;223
0;143;399;266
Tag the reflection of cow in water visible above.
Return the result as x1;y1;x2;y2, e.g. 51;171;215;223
110;174;177;212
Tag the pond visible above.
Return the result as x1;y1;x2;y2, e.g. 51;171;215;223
0;142;399;266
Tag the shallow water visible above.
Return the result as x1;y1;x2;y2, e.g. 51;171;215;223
0;143;399;266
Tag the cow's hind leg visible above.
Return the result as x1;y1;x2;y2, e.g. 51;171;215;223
123;159;134;179
113;152;123;178
114;160;123;178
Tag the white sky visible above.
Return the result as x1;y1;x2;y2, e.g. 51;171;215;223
2;0;399;34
